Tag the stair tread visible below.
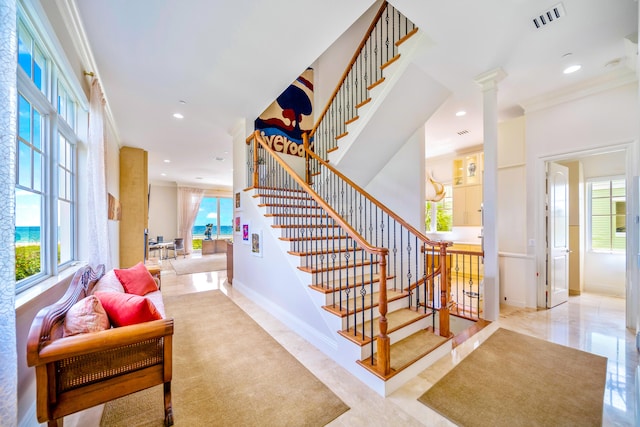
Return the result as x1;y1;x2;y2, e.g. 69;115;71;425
339;308;431;346
357;329;450;379
273;223;339;229
322;289;406;317
309;273;394;293
388;329;448;371
298;259;377;274
258;203;321;208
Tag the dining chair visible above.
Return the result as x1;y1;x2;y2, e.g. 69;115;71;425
168;238;185;259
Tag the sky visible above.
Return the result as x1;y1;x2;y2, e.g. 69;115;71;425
194;197;233;227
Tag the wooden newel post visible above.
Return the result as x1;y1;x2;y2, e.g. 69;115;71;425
376;252;390;376
438;243;450;337
303;132;311;185
252;130;260;188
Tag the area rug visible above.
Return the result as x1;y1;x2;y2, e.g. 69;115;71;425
418;328;607;427
168;254;226;275
100;290;349;426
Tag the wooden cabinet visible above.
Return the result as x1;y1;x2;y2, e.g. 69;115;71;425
226;240;233;285
452;151;483;226
202;239;215;255
452;185;483;226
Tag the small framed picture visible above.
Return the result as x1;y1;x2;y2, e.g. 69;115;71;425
242;221;250;245
251;230;262;257
235;192;241;210
234;216;241;233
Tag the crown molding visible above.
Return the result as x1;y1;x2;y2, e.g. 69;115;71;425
55;0;121;143
520;68;638;114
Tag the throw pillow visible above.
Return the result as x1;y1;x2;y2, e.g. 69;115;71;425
95;291;162;327
90;269;125;294
63;295;110;337
114;262;158;296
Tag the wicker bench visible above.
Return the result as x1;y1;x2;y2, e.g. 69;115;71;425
26;265;174;427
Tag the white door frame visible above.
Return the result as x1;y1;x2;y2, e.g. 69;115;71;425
535;140;638;329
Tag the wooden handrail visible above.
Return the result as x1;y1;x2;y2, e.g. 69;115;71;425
310;1;390;138
252;131;387;259
251;130;395;374
305;146;450;250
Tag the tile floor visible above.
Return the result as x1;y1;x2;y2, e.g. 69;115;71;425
67;255;637;426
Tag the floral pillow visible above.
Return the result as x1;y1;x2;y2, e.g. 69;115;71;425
95;291;162;327
90;269;125;294
63;295;110;337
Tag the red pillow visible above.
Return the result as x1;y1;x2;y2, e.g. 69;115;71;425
114;262;158;296
95;291;162;327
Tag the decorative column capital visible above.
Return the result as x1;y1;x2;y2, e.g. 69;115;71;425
474;68;507;91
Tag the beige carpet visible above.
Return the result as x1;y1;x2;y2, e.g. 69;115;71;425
418;328;608;427
100;290;349;426
168;254;226;275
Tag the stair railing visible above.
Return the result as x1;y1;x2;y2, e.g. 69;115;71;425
447;248;484;320
309;1;417;161
247;131;394;375
302;140;452;337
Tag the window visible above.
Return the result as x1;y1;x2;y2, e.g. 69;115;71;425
426;184;452;232
193;196;233;241
589;178;625;252
18;19;47;95
57;134;75;265
15;8;81;290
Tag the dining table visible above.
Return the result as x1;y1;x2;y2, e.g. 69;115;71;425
149;241;174;260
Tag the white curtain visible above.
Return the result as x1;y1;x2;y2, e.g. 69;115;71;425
0;0;18;424
87;78;112;269
177;187;205;254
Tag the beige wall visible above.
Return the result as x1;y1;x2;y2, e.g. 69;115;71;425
148;183;178;243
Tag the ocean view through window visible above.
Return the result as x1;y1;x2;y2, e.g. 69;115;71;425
15;8;82;289
192;196;233;242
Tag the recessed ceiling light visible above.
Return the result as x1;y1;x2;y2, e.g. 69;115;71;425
563;64;581;74
173;113;184;119
215;157;224;161
195;177;203;180
455;111;466;117
161;173;166;177
179;100;186;104
163;159;170;163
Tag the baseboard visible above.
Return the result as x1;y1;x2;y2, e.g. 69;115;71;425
19;400;42;427
231;279;338;357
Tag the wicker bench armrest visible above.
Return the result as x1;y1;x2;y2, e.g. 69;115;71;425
31;318;174;365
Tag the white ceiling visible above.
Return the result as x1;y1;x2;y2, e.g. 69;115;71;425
72;0;638;187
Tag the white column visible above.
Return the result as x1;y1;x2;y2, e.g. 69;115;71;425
474;68;506;322
0;0;18;425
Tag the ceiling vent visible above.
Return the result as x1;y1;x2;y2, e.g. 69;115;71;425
533;3;565;29
457;130;469;136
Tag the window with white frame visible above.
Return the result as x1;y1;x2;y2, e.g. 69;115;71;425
425;184;453;232
193;196;234;240
15;9;80;290
588;178;626;252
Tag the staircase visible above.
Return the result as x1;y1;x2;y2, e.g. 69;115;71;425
240;1;483;396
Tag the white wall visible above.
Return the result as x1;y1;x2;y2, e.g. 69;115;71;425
232;120;338;355
105;123;120;267
365;126;425;231
525;79;639;309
